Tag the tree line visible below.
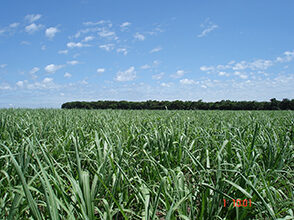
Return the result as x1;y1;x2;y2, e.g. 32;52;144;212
61;98;294;110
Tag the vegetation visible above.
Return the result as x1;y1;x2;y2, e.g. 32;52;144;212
61;98;294;110
0;109;294;219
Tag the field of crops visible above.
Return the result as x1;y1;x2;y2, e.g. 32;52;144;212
0;109;293;219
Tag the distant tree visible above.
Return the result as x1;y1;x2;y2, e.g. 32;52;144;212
61;98;293;111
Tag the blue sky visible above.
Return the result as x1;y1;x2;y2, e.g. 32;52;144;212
0;0;294;108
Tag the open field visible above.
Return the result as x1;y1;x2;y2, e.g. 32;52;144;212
0;109;293;219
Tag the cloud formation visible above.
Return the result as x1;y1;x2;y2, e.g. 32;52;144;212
115;66;136;81
198;18;218;38
44;64;63;73
25;23;43;33
45;27;59;39
134;32;145;41
25;14;42;23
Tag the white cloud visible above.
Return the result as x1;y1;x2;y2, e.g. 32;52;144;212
152;72;164;80
99;44;115;51
81;80;88;85
67;60;79;65
64;72;72;78
98;28;116;39
160;82;173;87
153;60;160;66
200;66;215;72
25;14;42;23
43;77;53;83
0;83;11;90
198;18;218;38
171;70;185;78
67;42;88;48
20;41;30;45
58;50;68;54
239;74;248;79
115;66;136;81
16;81;24;87
25;23;43;33
232;61;247;70
180;78;197;85
234;71;248;79
9;22;19;28
120;22;131;28
82;36;94;42
83;20;107;26
276;50;294;63
97;68;105;73
141;64;151;69
150;47;162;53
30;67;40;74
44;64;63;73
45;27;59;39
117;48;128;55
0;64;7;68
120;22;131;31
134;32;145;41
41;45;46;50
250;59;273;70
218;71;229;76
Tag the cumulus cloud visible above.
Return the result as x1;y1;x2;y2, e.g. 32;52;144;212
120;22;131;31
97;68;105;73
67;60;79;65
0;64;7;68
200;66;215;72
152;72;164;80
82;36;94;42
150;47;162;53
43;77;53;83
25;14;42;23
20;41;30;45
9;23;19;28
58;50;68;54
16;81;24;87
134;32;145;41
25;23;43;33
64;72;72;78
160;82;173;87
83;20;108;26
171;70;185;78
99;44;115;51
30;67;40;74
0;83;11;90
117;48;128;55
115;66;136;81
141;64;151;69
67;42;88;48
199;52;289;79
120;22;131;28
180;78;197;85
81;80;88;85
234;71;248;79
276;50;294;63
198;18;218;38
44;64;63;73
98;28;117;40
45;27;59;39
218;71;229;76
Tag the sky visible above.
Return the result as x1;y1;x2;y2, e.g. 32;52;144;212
0;0;294;108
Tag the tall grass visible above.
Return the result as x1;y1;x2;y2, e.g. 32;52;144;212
0;109;293;219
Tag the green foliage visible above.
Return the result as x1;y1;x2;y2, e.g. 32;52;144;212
0;109;293;219
61;99;294;110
